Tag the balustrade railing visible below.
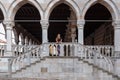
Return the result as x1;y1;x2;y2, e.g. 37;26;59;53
11;43;115;75
46;43;76;57
12;45;42;72
86;45;114;58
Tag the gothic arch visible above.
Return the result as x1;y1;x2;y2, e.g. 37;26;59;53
0;1;7;20
45;0;80;20
8;0;43;21
81;0;119;21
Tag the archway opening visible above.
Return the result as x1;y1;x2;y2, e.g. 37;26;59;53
84;3;114;45
0;9;4;22
0;9;6;44
15;3;41;45
48;3;77;42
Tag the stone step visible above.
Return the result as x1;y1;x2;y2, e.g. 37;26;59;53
12;57;120;80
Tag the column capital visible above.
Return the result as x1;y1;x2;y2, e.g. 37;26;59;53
77;20;85;29
112;20;120;29
40;20;49;29
3;21;15;29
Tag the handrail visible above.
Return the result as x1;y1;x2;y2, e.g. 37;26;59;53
12;45;42;72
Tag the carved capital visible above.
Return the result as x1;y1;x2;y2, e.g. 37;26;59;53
112;20;120;29
40;20;49;27
3;20;15;30
77;20;85;29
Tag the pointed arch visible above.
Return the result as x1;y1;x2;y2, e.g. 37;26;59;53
0;2;7;20
81;0;119;20
45;0;80;20
8;0;43;21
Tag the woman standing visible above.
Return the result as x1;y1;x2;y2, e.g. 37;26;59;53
56;34;62;56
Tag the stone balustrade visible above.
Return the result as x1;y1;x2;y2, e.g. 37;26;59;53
10;43;115;75
86;45;114;57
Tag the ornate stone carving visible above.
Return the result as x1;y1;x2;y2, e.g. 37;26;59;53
77;20;85;28
112;20;120;29
3;21;15;30
40;20;49;29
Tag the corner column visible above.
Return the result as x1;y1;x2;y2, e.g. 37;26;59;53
77;20;85;44
113;21;120;76
4;21;14;56
40;20;49;43
3;21;14;77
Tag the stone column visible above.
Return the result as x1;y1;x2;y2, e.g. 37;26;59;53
112;21;120;76
4;21;14;56
3;21;14;77
40;20;49;43
77;20;85;44
71;27;76;42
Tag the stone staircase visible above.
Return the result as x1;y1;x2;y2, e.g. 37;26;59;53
1;43;120;80
11;57;120;80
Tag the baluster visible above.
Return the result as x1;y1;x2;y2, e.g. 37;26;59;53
60;44;63;56
111;46;114;57
39;45;42;57
81;46;84;58
101;47;104;56
70;44;74;56
75;44;78;57
107;47;110;57
104;46;107;57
